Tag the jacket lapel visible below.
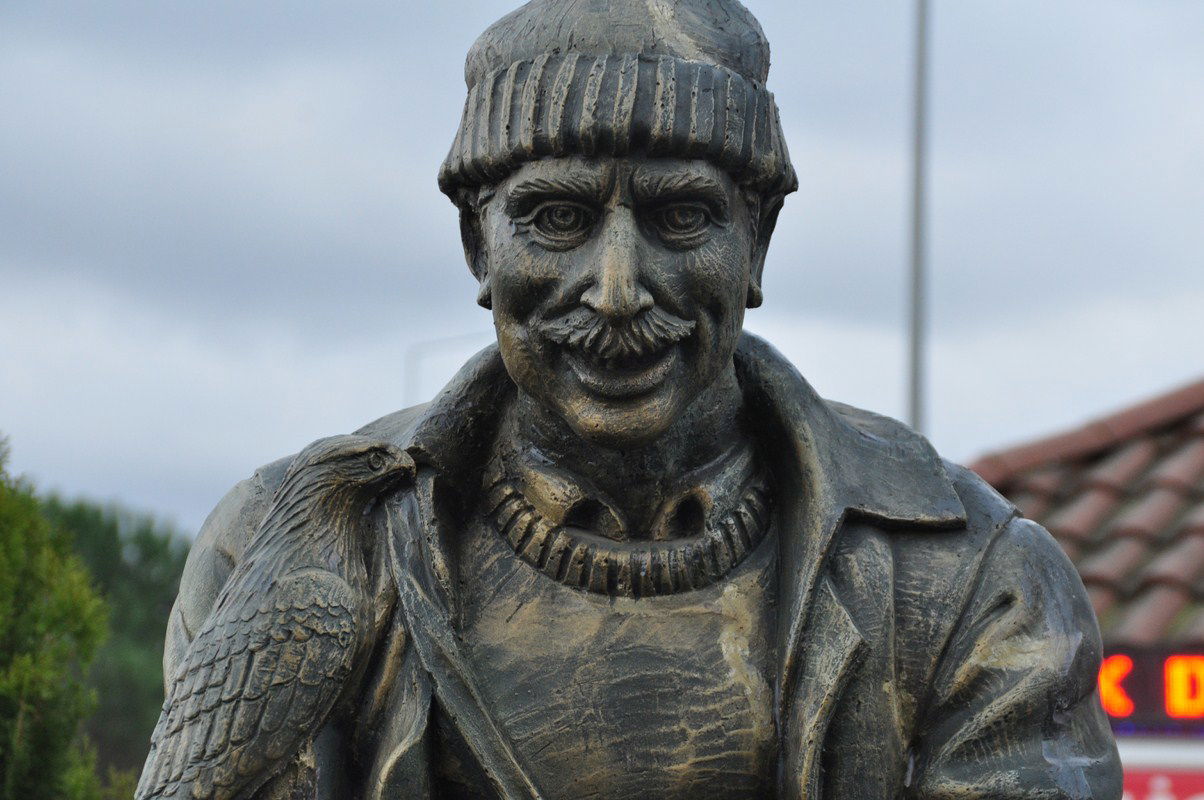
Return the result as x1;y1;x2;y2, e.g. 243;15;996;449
787;579;868;800
732;334;966;799
392;469;544;800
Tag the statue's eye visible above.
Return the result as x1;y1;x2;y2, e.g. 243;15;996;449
654;204;710;239
532;202;595;242
367;452;386;471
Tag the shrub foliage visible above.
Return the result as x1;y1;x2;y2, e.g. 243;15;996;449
41;495;189;774
0;437;187;796
0;441;106;799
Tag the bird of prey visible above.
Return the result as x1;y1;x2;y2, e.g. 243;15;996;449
136;435;413;800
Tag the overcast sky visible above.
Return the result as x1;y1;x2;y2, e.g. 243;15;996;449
2;1;1202;534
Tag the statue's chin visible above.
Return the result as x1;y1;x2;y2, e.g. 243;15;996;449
499;337;693;450
554;388;684;451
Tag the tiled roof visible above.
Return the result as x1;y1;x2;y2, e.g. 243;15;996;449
969;378;1204;649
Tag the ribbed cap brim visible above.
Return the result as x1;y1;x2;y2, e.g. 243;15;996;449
438;53;797;200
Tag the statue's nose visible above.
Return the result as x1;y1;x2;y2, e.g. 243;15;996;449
580;210;654;321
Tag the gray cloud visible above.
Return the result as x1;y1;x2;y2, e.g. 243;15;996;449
1;1;1202;530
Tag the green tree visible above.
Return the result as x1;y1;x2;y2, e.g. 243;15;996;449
41;496;189;776
0;439;107;799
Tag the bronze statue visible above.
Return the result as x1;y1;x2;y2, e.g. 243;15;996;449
140;1;1122;798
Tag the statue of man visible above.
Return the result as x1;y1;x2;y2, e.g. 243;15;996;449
152;1;1121;798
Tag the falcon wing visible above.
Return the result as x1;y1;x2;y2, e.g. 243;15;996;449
136;569;360;800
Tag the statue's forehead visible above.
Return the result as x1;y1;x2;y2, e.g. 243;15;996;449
501;155;730;190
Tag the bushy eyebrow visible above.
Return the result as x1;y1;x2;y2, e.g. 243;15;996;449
504;174;608;214
631;171;729;207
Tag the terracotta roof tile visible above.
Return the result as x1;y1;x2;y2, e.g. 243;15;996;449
1175;605;1204;647
1180;502;1204;537
1078;538;1148;589
1104;387;1204;443
1087;585;1119;619
1045;488;1120;544
1011;491;1053;521
1139;533;1204;592
971;377;1204;485
1015;465;1071;497
1083;439;1159;490
1107;488;1190;542
1190;411;1204;436
971;430;1108;487
970;376;1204;649
1148;438;1204;490
1110;586;1191;648
1055;538;1081;563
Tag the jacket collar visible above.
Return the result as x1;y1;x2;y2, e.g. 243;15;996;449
400;332;965;531
729;333;965;728
492;419;759;542
732;332;965;529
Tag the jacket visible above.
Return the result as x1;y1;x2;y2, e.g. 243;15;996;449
164;333;1121;799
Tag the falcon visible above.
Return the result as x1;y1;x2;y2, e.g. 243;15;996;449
136;435;412;799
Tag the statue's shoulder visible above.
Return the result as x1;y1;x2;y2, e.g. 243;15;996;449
352;402;432;445
938;457;1079;594
824;398;915;442
826;398;1019;539
170;403;430;664
821;398;1046;612
834;408;1084;647
821;405;1087;688
197;403;430;560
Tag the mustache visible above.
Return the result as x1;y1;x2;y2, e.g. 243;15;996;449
538;306;696;361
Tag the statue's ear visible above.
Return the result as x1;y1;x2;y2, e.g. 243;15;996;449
457;194;492;309
747;193;784;309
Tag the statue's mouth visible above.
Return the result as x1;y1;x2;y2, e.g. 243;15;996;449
563;342;679;399
537;306;695;400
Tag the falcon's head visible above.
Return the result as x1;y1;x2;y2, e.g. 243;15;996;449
287;435;414;498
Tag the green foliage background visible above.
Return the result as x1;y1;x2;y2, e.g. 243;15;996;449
42;496;189;776
0;437;189;795
0;441;106;798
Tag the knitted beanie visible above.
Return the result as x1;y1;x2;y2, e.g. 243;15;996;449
438;0;798;204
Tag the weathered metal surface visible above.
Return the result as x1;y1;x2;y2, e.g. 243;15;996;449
141;2;1121;797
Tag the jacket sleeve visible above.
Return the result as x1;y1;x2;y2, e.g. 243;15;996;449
908;516;1122;800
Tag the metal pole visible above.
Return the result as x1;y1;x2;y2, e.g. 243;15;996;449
907;0;930;433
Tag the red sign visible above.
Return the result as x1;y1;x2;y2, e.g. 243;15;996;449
1101;651;1204;732
1123;770;1204;799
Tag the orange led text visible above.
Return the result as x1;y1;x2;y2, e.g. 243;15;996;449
1099;654;1135;717
1165;655;1204;719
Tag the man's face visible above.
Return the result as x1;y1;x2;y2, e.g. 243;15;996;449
475;155;762;447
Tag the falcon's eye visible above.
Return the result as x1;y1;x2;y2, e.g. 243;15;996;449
367;452;386;471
